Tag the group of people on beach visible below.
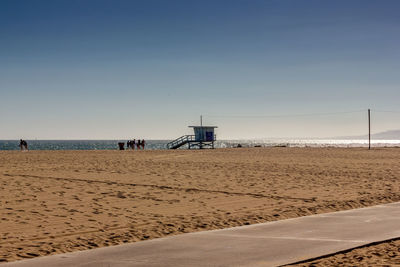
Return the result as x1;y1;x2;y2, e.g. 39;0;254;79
127;139;145;150
19;139;28;151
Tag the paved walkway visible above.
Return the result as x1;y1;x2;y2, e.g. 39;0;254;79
3;202;400;267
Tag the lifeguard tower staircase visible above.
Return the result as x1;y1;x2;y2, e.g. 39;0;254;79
167;118;217;149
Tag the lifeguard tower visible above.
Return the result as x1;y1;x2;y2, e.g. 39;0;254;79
167;116;217;149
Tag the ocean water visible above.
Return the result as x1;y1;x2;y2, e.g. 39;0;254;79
1;139;400;150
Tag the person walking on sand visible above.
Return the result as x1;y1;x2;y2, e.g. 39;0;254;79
127;140;131;149
137;139;141;150
20;139;28;151
141;139;145;150
132;139;136;150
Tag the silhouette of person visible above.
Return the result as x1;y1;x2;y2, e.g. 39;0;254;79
132;139;136;150
141;139;145;150
20;139;28;151
137;139;141;150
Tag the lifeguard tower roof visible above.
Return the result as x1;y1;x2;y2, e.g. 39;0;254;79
188;126;218;128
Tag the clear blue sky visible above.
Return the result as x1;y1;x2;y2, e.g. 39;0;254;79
1;0;400;139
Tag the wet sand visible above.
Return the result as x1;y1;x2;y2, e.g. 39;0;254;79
0;148;399;263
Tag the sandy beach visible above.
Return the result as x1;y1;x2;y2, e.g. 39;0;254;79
0;148;399;264
297;239;400;266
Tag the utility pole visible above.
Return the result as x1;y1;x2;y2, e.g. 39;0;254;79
368;109;371;150
200;115;203;127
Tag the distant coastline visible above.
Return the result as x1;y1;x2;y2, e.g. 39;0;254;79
330;129;400;140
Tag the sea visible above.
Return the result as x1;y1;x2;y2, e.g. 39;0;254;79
1;139;400;150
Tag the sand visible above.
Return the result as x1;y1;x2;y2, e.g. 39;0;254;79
0;148;399;263
296;239;400;266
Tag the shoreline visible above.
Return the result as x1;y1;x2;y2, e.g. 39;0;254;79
2;139;400;151
1;145;400;152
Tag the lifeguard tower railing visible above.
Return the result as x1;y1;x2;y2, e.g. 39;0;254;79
166;134;217;149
